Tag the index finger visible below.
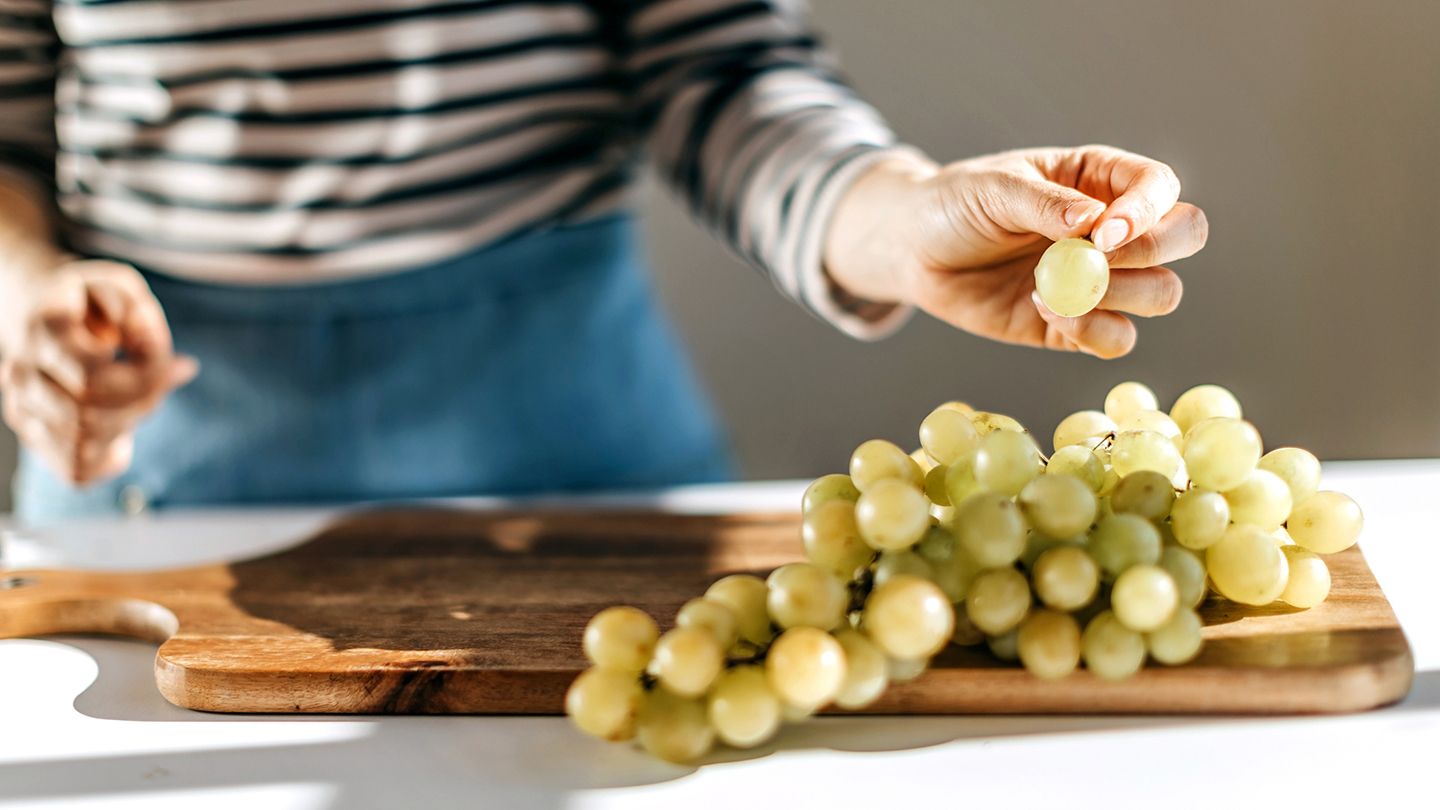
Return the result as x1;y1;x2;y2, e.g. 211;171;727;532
85;277;174;361
1082;148;1182;253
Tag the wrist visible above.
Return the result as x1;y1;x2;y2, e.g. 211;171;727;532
821;150;939;304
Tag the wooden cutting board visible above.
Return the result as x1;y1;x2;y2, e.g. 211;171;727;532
0;509;1413;714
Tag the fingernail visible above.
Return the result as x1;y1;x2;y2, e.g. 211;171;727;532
1092;219;1130;252
1064;203;1104;228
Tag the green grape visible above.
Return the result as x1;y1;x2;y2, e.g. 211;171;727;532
1170;488;1230;550
675;597;739;650
652;626;724;698
1159;546;1207;609
1098;466;1120;497
1019;474;1099;538
920;406;982;466
1111;429;1182;479
565;666;644;741
955;492;1027;568
1017;608;1082;679
1272;526;1295;546
855;478;931;550
583;606;659;674
940;400;976;415
707;666;781;749
965;568;1031;636
864;574;954;660
1118;409;1184;449
1287;491;1363;554
987;629;1020;662
887;655;930;682
833;629;890;709
1033;237;1110;316
1111;564;1179;632
1207;524;1289;605
951;603;986;646
1223;470;1293;531
766;563;847;630
1046;445;1107;492
973;429;1043;496
636;687;715;763
1020;531;1078;570
929;542;982;602
1052;410;1117;453
915;524;956;562
705;574;772;646
801;500;874;578
1183;417;1262;492
944;460;982;505
971;411;1028;435
1170;383;1243;434
1258;447;1322;507
872;550;934;588
1280;546;1332;608
850;439;923;491
924;464;952;505
1082;611;1146;680
1032;545;1100;611
910;447;936;474
1088;513;1162;577
765;627;847;710
1104;381;1160;425
802;473;861;515
781;701;817;722
1146;607;1203;665
1108;470;1175;522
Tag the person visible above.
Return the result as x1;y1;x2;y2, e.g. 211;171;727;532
0;1;1206;522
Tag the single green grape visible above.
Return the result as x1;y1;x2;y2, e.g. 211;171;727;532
1019;474;1099;539
955;492;1027;568
920;405;982;466
1207;524;1289;605
832;629;890;709
707;666;781;749
1170;488;1230;550
886;655;930;682
1118;409;1183;449
944;459;982;505
970;411;1028;435
675;597;739;650
766;562;847;631
1105;381;1160;424
1258;447;1322;507
929;540;982;602
1159;545;1207;609
1111;564;1179;632
1088;513;1162;577
1017;608;1082;679
1287;490;1363;554
1109;470;1176;522
924;463;952;505
1111;429;1182;479
1082;610;1146;680
987;628;1020;662
802;473;861;515
1280;545;1332;608
872;549;934;588
973;429;1043;496
1146;607;1203;665
965;568;1031;636
705;574;772;646
636;686;715;763
1034;237;1110;317
855;478;931;550
1183;417;1262;492
864;574;954;660
950;602;986;646
801;499;875;578
1046;444;1107;492
1032;545;1100;611
652;626;724;698
1224;469;1293;531
1170;383;1243;434
765;627;847;711
582;606;659;674
1052;409;1117;453
566;666;644;741
849;439;923;491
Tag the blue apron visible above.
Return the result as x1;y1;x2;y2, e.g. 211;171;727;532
13;215;734;522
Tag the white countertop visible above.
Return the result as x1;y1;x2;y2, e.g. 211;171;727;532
2;461;1437;810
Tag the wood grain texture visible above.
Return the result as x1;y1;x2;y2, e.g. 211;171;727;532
0;509;1413;714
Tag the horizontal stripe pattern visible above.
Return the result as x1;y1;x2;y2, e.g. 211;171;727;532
2;0;910;339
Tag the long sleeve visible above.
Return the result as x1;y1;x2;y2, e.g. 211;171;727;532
620;0;915;339
0;0;56;196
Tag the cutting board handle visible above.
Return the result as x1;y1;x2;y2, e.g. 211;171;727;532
0;572;179;644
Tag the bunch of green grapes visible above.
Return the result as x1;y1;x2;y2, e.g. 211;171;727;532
566;381;1363;762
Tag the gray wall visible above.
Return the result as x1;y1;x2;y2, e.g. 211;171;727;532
3;0;1437;509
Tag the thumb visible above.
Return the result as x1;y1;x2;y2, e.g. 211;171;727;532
166;354;200;389
987;174;1106;243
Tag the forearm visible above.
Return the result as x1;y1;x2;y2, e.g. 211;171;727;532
0;174;69;355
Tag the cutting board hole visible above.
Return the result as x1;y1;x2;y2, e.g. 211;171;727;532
1;576;35;589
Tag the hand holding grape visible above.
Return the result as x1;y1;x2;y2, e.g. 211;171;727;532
823;145;1209;358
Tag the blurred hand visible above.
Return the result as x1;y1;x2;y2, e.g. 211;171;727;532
824;145;1208;358
0;260;196;485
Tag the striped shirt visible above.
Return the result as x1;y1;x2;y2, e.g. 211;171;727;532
0;0;912;337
